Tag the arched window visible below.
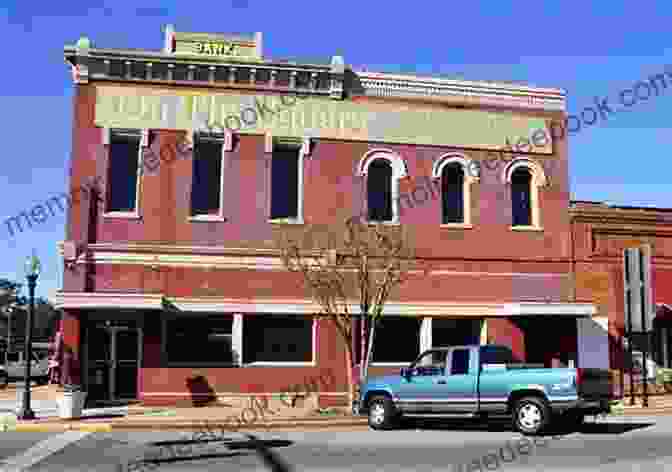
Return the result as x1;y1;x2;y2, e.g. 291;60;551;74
511;167;532;227
431;153;477;226
357;149;408;224
503;158;547;229
441;163;464;224
367;158;393;221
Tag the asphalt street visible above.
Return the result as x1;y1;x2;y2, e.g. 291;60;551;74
1;415;671;471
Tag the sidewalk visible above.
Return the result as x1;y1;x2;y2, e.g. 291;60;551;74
3;408;368;432
1;392;368;432
618;394;672;415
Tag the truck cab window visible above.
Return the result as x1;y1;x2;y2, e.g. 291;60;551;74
450;349;470;375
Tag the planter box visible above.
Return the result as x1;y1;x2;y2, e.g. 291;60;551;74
57;390;87;419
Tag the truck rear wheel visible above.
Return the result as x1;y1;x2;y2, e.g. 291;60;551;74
367;395;399;430
513;396;550;435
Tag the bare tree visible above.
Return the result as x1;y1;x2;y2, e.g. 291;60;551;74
275;216;425;407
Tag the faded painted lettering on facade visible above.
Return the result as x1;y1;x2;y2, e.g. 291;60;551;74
94;85;553;153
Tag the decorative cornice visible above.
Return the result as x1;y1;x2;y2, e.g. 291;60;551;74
355;71;566;112
570;204;672;226
64;35;564;111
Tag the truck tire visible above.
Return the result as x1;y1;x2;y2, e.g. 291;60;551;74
513;396;550;435
367;395;399;430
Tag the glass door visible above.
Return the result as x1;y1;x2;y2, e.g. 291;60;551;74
86;325;112;401
112;328;141;399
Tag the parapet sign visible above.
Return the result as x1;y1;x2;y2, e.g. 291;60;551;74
164;25;262;61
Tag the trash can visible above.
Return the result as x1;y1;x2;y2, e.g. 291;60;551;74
58;388;87;419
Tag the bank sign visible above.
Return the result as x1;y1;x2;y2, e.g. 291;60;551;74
94;84;554;154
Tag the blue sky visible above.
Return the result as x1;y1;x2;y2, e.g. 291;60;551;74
0;0;671;300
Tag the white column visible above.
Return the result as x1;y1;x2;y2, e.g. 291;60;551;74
420;317;432;351
233;314;243;366
479;319;488;345
576;316;610;369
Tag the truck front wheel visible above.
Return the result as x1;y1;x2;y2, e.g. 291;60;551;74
367;395;399;430
513;396;550;435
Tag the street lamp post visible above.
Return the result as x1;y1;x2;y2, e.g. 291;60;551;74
17;253;41;420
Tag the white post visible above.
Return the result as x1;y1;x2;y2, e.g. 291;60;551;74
233;314;243;366
420;317;432;351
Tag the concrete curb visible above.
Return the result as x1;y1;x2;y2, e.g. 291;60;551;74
6;418;368;433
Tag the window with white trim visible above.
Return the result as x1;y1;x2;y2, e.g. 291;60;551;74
432;319;481;347
511;167;532;227
371;316;421;364
270;145;301;220
243;315;313;364
164;314;236;366
190;133;225;218
431;154;476;227
106;129;144;214
504;158;546;230
367;158;393;222
441;163;465;224
358;150;407;224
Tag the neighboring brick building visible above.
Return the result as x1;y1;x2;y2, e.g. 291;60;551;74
54;25;610;407
571;201;672;384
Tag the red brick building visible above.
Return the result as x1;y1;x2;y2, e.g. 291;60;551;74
54;26;648;407
571;202;672;385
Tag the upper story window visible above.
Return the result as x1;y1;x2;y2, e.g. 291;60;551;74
442;164;465;224
104;128;147;217
266;136;308;224
357;149;408;224
270;145;300;220
431;153;477;227
367;159;393;222
511;167;532;226
190;133;225;220
503;158;547;230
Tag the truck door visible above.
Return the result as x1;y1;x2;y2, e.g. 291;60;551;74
444;348;478;413
396;350;448;413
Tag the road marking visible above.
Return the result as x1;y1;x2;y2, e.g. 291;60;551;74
2;431;91;471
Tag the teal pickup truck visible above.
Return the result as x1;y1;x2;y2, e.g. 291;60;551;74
356;344;612;435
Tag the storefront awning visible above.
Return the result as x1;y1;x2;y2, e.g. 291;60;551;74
51;293;596;317
51;292;165;310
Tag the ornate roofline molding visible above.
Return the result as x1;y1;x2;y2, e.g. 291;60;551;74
354;71;566;112
64;34;565;110
64;41;345;99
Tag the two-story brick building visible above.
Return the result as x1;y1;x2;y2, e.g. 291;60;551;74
54;26;621;407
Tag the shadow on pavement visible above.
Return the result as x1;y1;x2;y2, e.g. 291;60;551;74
398;417;655;436
577;422;655;434
138;434;294;471
399;417;516;432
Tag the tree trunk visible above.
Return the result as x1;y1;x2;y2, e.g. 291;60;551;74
363;318;377;380
344;342;354;410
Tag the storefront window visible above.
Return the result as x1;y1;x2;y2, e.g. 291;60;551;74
371;316;421;364
243;315;313;364
165;315;235;365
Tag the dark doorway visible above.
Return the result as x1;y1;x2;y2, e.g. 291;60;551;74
84;321;142;404
515;316;577;367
